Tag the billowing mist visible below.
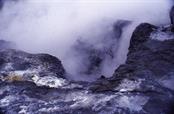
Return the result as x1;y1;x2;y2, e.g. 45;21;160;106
0;0;173;81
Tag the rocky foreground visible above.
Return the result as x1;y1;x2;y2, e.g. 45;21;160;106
0;23;174;114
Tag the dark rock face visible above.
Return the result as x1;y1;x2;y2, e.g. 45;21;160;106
129;23;157;53
90;23;174;114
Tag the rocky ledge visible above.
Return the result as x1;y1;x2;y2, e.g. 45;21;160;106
0;41;66;88
0;23;174;114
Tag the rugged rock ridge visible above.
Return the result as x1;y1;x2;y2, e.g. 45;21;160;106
91;23;174;89
90;23;174;114
0;23;174;114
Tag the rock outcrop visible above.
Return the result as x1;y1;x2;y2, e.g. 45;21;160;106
0;49;65;78
90;23;174;114
0;23;174;114
0;40;66;88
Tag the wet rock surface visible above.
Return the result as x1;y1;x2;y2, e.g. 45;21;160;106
0;22;174;114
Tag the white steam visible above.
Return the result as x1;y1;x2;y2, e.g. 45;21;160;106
0;0;172;81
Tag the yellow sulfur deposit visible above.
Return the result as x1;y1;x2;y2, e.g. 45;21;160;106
4;74;24;82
